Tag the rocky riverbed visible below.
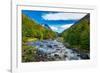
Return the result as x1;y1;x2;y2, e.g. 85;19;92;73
27;39;89;61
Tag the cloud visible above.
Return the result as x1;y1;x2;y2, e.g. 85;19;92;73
60;24;73;30
50;26;58;31
42;13;87;20
49;24;73;33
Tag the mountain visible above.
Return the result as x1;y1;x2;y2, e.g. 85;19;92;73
61;14;90;53
22;14;57;42
41;24;51;30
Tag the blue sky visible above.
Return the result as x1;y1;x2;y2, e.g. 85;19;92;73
22;10;87;33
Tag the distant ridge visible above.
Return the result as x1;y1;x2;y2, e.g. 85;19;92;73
41;24;51;30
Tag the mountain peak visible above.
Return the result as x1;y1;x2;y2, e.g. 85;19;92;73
41;24;51;30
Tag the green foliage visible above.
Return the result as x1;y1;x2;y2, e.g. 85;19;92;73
43;29;56;39
61;14;90;53
22;36;28;43
22;14;57;42
27;38;38;42
22;45;38;62
80;30;90;51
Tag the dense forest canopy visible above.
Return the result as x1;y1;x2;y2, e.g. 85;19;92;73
61;14;90;53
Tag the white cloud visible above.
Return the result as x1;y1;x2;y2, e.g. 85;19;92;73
60;24;73;30
42;13;87;20
49;24;73;33
50;26;58;31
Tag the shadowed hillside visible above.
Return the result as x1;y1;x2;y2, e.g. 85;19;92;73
61;14;90;53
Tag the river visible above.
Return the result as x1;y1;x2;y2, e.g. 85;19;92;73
27;39;89;61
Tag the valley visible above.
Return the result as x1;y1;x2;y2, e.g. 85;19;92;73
22;13;90;62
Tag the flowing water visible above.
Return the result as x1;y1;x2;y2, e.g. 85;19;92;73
27;39;89;61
